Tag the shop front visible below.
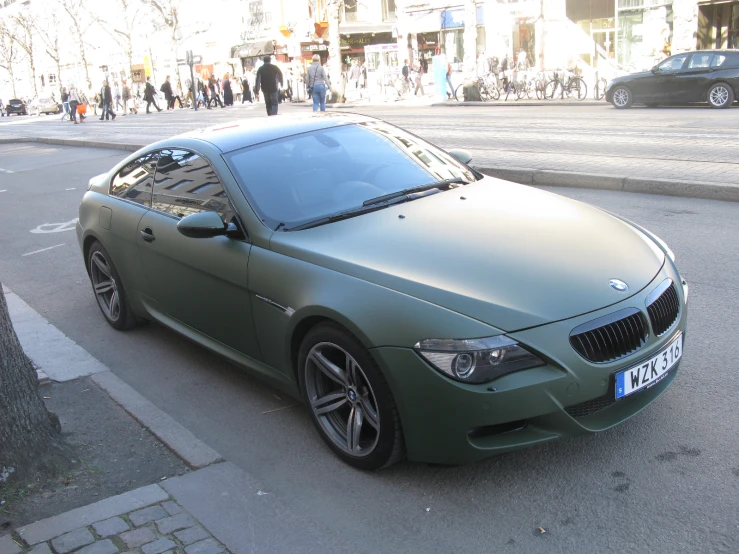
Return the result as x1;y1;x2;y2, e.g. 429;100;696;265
340;32;394;63
697;0;739;49
440;5;486;66
616;0;673;70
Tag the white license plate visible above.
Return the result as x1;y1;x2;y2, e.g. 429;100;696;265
615;333;683;400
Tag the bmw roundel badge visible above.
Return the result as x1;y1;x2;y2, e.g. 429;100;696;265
609;279;629;292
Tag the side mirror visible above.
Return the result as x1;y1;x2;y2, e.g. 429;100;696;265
448;148;472;165
650;66;659;74
177;211;227;239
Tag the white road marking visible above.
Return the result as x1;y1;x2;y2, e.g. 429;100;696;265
22;243;65;256
0;189;6;193
30;218;78;233
0;168;13;174
65;187;76;190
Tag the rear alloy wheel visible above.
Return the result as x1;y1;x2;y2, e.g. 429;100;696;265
611;86;632;109
88;242;137;330
707;83;734;109
298;323;404;470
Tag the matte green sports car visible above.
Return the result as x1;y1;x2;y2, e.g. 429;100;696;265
77;114;688;469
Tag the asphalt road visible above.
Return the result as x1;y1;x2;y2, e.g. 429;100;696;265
1;143;738;553
1;101;738;186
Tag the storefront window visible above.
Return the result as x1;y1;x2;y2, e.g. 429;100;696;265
617;6;671;70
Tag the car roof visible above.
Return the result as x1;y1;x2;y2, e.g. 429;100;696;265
179;113;379;153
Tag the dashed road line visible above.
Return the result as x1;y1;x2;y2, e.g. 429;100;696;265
22;243;65;256
0;167;14;173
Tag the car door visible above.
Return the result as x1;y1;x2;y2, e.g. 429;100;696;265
640;54;690;103
672;52;714;101
136;148;262;360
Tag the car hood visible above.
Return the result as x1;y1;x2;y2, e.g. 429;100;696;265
612;71;652;85
269;177;664;332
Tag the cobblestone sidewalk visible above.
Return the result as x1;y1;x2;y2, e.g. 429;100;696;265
0;486;227;554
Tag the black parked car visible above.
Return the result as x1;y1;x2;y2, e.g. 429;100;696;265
606;50;739;109
6;99;27;116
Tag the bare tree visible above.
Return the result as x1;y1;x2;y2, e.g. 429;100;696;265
12;9;39;97
0;21;20;98
143;0;184;89
0;284;68;488
35;7;65;92
60;0;93;89
92;0;142;82
326;0;344;102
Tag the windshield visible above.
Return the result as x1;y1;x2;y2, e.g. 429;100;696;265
224;121;477;230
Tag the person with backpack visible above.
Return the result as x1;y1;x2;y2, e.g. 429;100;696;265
306;54;329;112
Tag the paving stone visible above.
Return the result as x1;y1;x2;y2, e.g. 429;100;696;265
129;505;168;527
92;517;130;537
140;538;176;554
161;501;183;516
184;538;224;554
28;544;52;554
75;539;120;554
120;527;157;548
51;527;95;553
0;534;22;554
155;513;195;535
174;526;210;545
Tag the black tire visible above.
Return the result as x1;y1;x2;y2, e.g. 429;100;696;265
707;82;734;109
516;84;526;100
298;322;405;470
568;78;587;100
610;85;633;109
454;83;464;101
490;85;500;101
544;80;559;100
87;241;137;330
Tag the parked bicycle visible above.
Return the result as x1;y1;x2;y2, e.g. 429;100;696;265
544;70;588;100
593;74;608;101
454;74;499;102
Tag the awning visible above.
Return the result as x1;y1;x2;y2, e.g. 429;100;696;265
231;41;275;59
404;11;442;34
339;22;394;35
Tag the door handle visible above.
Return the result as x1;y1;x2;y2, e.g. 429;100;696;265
140;228;155;243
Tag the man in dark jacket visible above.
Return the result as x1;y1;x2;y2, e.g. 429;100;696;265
99;80;116;120
144;76;162;113
208;75;223;108
160;76;174;109
255;56;283;116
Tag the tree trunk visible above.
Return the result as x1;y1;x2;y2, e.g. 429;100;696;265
8;68;17;98
326;0;344;103
0;284;63;486
463;0;478;76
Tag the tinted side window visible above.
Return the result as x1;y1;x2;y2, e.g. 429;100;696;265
721;53;739;68
710;54;727;68
688;53;712;68
658;54;689;71
152;149;234;222
109;152;157;207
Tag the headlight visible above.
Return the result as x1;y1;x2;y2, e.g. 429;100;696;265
414;336;545;384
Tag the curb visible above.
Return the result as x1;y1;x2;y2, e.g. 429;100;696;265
431;100;606;107
4;285;223;470
477;167;739;203
5;137;736;203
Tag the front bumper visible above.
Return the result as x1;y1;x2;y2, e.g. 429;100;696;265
374;264;688;465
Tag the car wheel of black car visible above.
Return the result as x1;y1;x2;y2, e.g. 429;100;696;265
707;83;734;109
87;242;137;330
610;86;633;109
298;322;405;470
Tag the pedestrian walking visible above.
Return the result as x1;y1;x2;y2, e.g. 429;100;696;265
99;80;116;120
121;80;131;114
402;59;410;88
306;54;329;112
68;84;84;124
445;59;454;99
255;55;283;116
414;62;425;96
208;75;224;108
242;76;252;103
223;74;233;106
161;76;175;109
0;99;4;116
61;87;70;121
144;76;162;113
114;82;123;112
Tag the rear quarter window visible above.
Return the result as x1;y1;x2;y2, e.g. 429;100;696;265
722;53;739;68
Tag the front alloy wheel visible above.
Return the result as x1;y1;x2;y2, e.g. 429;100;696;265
708;83;734;109
299;323;404;470
611;86;632;109
88;242;137;330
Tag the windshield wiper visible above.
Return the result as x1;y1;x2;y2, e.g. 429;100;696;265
285;196;410;232
362;178;467;207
